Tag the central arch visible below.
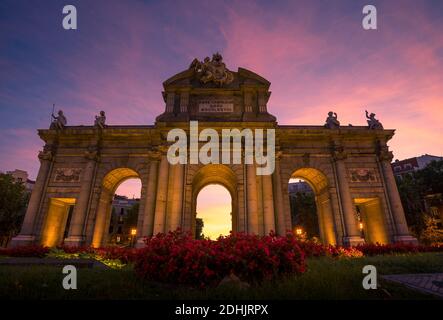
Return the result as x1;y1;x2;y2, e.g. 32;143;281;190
191;164;238;238
92;167;141;247
289;167;337;245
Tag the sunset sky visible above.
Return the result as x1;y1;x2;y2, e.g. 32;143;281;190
1;0;442;204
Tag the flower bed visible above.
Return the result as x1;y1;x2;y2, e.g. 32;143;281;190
134;231;306;287
355;242;443;256
2;235;443;287
0;245;49;258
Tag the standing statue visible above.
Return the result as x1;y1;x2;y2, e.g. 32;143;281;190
324;111;340;129
50;109;67;130
94;110;106;129
365;110;383;129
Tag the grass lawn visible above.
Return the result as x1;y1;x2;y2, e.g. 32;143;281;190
0;253;442;300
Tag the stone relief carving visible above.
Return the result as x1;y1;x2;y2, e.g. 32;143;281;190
349;168;378;182
54;168;82;182
190;53;234;86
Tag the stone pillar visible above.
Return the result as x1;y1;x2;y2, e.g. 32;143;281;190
246;163;259;234
272;154;286;235
262;173;275;234
136;158;159;246
165;92;175;113
244;90;253;113
258;91;268;113
180;91;189;113
168;163;184;231
10;146;53;247
378;144;418;244
64;148;98;246
153;155;170;234
91;189;111;248
332;145;365;246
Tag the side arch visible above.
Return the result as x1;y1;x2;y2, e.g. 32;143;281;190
91;167;141;247
287;167;338;245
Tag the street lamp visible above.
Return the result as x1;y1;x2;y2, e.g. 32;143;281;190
295;227;303;236
130;228;137;247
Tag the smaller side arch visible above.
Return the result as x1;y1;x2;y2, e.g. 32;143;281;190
91;167;141;247
287;167;337;245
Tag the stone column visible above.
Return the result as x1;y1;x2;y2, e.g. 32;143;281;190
272;153;286;235
165;92;175;113
332;145;365;246
378;144;418;243
153;154;170;234
64;147;98;246
91;189;111;248
262;173;276;235
136;158;159;246
10;146;53;247
169;163;184;231
246;163;259;234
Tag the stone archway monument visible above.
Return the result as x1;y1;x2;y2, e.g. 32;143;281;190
11;53;417;247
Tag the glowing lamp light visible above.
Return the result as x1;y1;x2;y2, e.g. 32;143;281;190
131;228;137;236
295;228;303;235
359;223;364;230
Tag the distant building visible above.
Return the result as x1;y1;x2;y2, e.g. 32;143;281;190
392;154;443;230
391;154;443;180
5;169;35;192
288;181;313;195
108;195;139;245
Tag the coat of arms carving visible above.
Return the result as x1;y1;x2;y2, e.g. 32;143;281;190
190;52;234;86
349;168;377;182
54;168;82;182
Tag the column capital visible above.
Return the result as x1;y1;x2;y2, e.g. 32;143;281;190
331;144;347;161
84;145;100;161
38;145;54;161
377;145;393;162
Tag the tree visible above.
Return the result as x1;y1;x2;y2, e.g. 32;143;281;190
289;192;319;238
195;218;204;239
0;173;29;247
396;160;443;240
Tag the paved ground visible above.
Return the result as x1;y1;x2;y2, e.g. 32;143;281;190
382;273;443;298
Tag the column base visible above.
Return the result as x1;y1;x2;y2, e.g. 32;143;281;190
9;235;36;248
343;236;365;247
63;236;86;247
135;237;147;248
394;235;419;245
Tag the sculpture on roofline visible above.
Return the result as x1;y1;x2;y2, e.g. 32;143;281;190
324;111;340;129
365;110;383;129
50;109;67;130
94;110;106;129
